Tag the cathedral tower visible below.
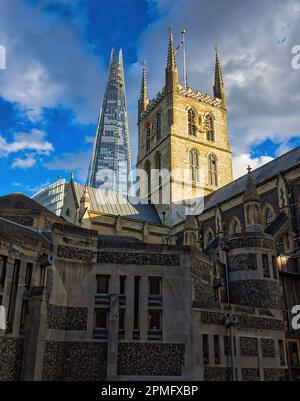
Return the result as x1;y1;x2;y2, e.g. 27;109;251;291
136;29;233;225
87;49;132;194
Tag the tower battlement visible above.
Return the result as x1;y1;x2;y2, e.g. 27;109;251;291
139;84;223;121
177;84;223;108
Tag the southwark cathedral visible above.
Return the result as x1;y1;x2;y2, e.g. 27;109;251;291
0;30;299;381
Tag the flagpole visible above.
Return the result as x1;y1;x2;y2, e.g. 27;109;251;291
182;28;187;89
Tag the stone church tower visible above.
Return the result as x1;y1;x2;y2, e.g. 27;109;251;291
136;29;233;225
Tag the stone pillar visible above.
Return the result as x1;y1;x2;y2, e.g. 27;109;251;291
106;292;119;380
21;291;48;380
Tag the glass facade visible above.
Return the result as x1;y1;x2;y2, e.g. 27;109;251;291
87;48;132;194
32;178;68;216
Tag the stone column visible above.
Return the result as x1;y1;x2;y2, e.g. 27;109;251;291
21;291;48;380
106;292;119;380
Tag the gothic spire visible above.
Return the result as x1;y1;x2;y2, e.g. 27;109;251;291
166;27;178;92
213;46;226;107
140;60;148;100
166;26;177;71
138;60;149;116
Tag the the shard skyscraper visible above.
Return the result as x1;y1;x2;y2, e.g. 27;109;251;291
87;48;132;194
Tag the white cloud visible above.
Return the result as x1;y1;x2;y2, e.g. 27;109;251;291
0;129;53;157
0;0;104;124
12;154;36;169
44;151;91;182
232;153;274;179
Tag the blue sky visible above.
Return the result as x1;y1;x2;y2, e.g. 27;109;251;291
0;0;300;196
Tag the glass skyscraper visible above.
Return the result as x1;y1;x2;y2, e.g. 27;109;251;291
87;48;132;194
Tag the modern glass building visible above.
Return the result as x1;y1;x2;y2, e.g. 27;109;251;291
32;178;68;216
87;48;132;194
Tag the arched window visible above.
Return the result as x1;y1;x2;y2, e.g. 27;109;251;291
188;108;196;136
204;228;214;249
189;149;199;182
205;114;215;141
156;113;161;141
229;217;242;235
144;161;151;202
208;154;218;186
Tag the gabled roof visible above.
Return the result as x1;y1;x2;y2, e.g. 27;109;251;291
72;184;162;225
203;146;300;212
0;192;57;216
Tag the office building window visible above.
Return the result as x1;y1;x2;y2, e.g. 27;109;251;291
203;334;209;365
119;309;125;330
94;309;108;329
214;335;221;365
119;276;126;295
149;277;161;296
148;310;161;331
134;276;140;330
96;275;110;294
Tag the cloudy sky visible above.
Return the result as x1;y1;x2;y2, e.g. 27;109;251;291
0;0;299;196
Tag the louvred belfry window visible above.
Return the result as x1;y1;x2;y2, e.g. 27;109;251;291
188;108;196;136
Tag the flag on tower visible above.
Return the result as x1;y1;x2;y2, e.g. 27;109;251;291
175;38;184;54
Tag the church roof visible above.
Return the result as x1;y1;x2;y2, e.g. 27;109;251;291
0;192;58;216
73;184;162;225
203;146;300;212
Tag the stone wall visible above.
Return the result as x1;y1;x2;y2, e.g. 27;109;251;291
203;367;232;381
57;245;96;262
263;368;287;381
47;304;88;331
0;337;24;380
42;341;107;381
228;253;257;272
192;257;218;308
97;251;180;266
261;339;275;358
229;280;281;309
117;343;185;376
241;368;260;381
240;337;258;356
